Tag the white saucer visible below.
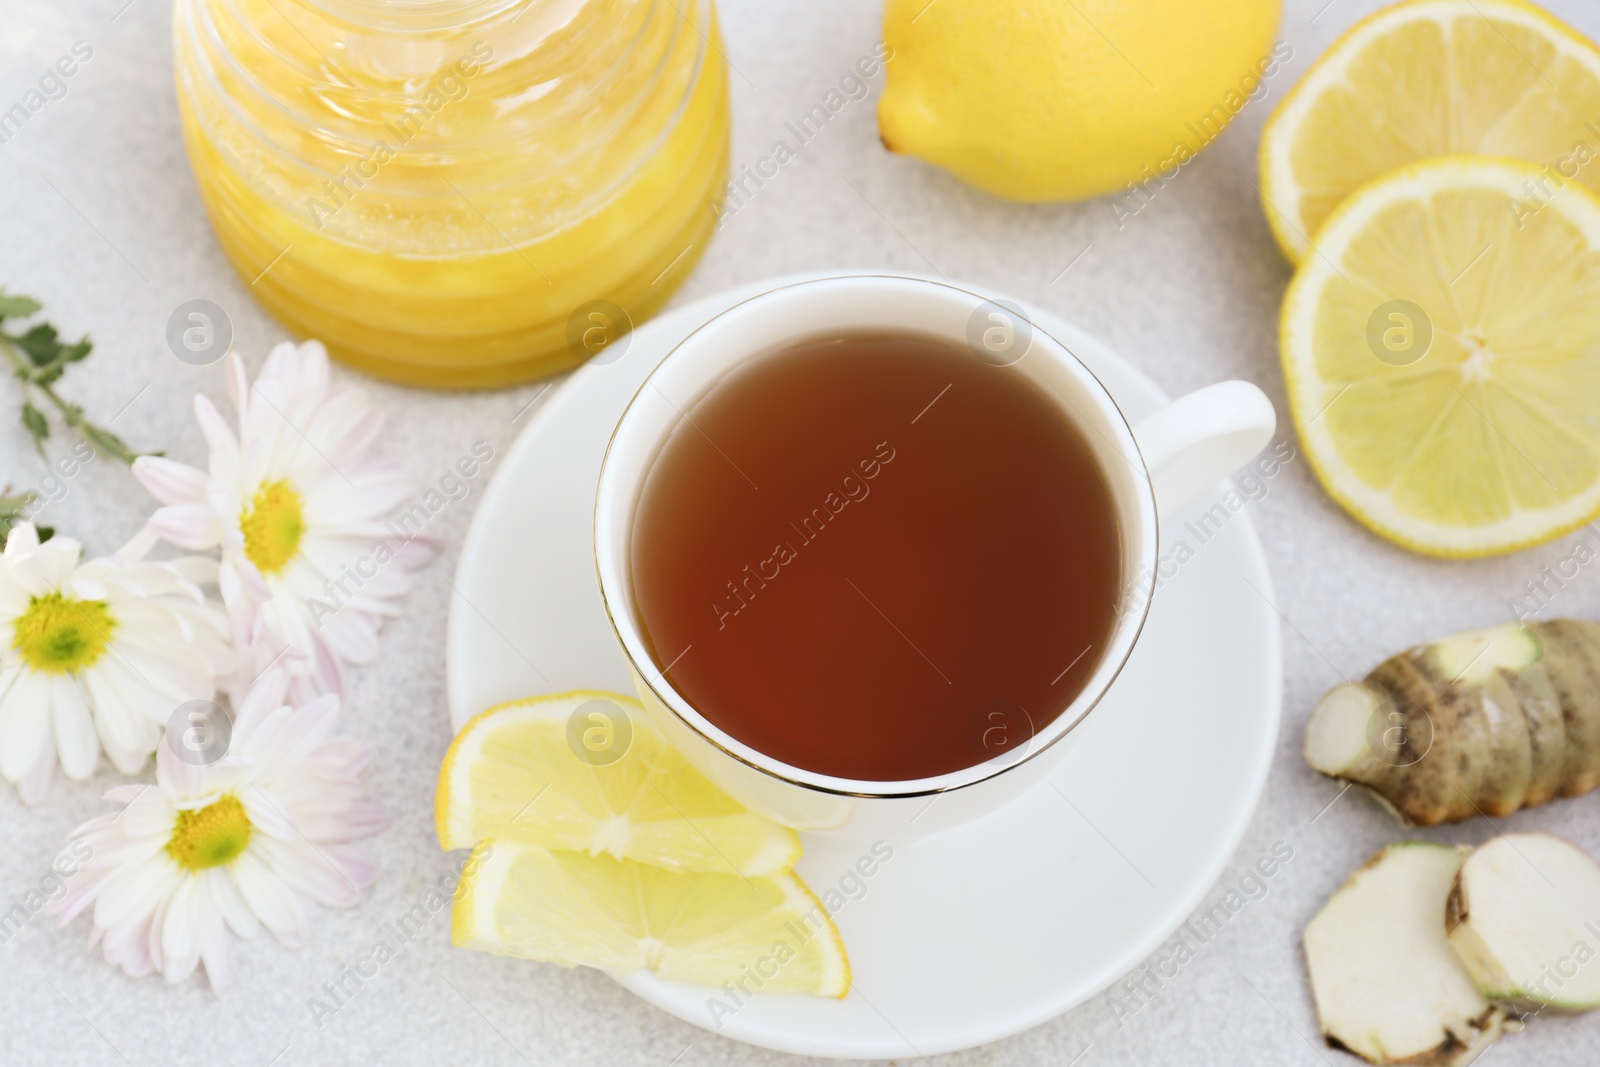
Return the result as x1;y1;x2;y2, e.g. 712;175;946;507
446;273;1282;1059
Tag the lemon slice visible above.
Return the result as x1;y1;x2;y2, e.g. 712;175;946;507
1282;156;1600;557
436;691;800;877
1260;0;1600;261
453;840;851;997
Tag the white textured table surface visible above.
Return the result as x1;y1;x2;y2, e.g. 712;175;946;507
4;1;1600;1065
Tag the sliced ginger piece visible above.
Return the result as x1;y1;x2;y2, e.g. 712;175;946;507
1305;842;1504;1065
1447;832;1600;1011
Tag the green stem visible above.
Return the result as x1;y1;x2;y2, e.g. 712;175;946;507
0;333;142;464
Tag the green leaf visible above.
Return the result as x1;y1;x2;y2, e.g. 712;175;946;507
0;292;42;320
16;323;62;366
20;401;48;442
0;289;154;464
79;422;138;464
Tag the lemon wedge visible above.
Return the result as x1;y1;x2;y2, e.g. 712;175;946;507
436;691;800;877
1281;156;1600;556
1260;0;1600;261
453;840;851;997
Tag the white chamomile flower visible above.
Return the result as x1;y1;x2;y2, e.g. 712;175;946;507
133;340;432;703
49;667;387;992
0;522;231;803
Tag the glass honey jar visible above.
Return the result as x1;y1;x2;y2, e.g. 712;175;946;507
174;0;729;386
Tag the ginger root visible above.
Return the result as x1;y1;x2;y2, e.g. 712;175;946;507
1447;832;1600;1012
1305;833;1600;1064
1304;841;1504;1066
1304;619;1600;825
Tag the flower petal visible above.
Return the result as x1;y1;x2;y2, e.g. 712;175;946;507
155;736;210;802
8;535;83;594
257;838;361;908
315;609;381;665
162;554;221;587
2;670;52;781
146;504;224;551
16;734;56;805
323;844;378;890
194;394;240;465
160;875;203;983
196;880;231;994
3;521;41;557
208;865;260;941
94;856;178;931
101;912;155;978
230;851;306;945
240;786;298;841
112;524;161;563
51;676;98;781
54;861;122;926
132;456;209;507
317;800;389;842
120;786;178;838
84;659;169;772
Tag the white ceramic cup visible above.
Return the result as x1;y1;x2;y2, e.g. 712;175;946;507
595;276;1275;839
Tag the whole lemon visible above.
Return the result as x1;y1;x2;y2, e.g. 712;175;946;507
878;0;1284;202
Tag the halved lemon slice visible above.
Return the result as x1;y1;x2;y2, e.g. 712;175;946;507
1260;0;1600;261
436;691;800;877
454;840;851;997
1281;156;1600;557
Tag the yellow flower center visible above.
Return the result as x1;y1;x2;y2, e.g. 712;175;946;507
239;480;305;575
167;795;253;872
12;593;116;673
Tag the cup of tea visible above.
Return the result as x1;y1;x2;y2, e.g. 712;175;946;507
595;275;1274;838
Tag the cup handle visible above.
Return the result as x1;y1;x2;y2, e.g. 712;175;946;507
1131;381;1277;520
